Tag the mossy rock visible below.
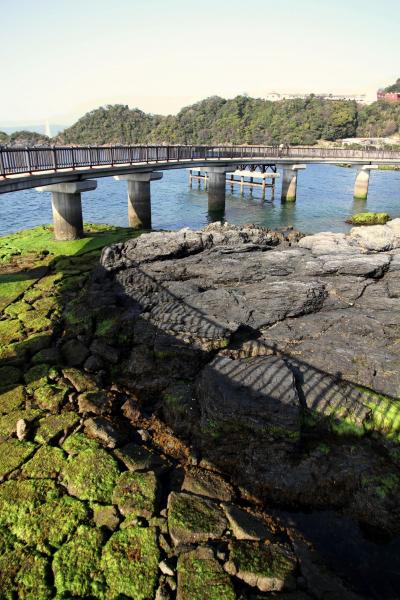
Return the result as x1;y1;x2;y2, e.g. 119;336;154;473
33;383;69;413
32;296;61;315
61;446;120;503
112;471;158;517
23;312;53;334
0;385;25;415
114;442;169;473
21;445;66;479
101;525;160;599
62;367;98;392
35;274;63;291
34;412;79;444
24;363;50;392
31;347;61;365
225;540;297;592
23;287;44;303
61;431;101;455
3;300;33;318
23;333;52;356
0;526;51;600
0;408;42;438
177;547;236;600
92;504;120;531
0;340;27;365
0;439;36;478
346;212;391;226
52;524;105;597
0;479;59;528
0;365;22;386
11;494;89;554
167;492;227;546
0;319;22;345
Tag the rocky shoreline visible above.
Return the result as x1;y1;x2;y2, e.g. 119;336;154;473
0;222;399;598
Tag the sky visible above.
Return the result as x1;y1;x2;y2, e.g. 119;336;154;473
1;0;399;128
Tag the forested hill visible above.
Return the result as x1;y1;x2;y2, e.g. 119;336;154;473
2;93;400;147
55;96;400;146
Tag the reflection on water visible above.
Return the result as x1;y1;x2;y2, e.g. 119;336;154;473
1;164;400;236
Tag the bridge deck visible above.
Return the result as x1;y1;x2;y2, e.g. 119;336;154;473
1;145;400;194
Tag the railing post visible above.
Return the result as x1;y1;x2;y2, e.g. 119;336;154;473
145;146;149;163
52;146;58;171
71;147;76;170
0;148;5;177
25;147;32;174
155;146;159;163
111;147;115;166
166;146;169;162
177;146;180;162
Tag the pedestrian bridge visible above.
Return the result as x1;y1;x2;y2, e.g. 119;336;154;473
1;144;399;240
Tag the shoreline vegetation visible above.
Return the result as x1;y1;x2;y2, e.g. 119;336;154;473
1;88;400;147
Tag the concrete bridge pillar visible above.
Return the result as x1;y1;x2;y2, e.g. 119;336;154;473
35;180;97;241
353;165;378;200
114;172;163;229
281;164;306;202
206;166;232;212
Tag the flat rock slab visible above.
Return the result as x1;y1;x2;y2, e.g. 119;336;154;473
167;491;227;546
182;466;234;502
177;547;235;600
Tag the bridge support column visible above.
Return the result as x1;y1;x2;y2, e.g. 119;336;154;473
353;165;378;200
114;172;163;229
281;164;306;202
35;180;97;241
207;166;232;213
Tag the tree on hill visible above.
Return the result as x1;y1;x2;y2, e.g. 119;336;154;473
384;78;400;93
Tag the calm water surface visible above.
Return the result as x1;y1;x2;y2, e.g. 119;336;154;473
1;164;400;236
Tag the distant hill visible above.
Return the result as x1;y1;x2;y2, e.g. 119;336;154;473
3;93;400;147
383;78;400;93
0;130;50;146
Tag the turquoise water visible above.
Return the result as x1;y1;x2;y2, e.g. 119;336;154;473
1;164;400;236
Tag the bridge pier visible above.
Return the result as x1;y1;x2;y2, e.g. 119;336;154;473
35;180;97;241
353;165;378;200
281;164;306;202
114;172;163;229
207;166;232;213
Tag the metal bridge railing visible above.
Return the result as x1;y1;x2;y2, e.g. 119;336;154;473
1;145;400;178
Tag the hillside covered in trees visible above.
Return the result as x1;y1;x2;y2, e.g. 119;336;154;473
2;90;400;147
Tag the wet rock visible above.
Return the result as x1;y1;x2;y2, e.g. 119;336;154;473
177;546;235;600
114;442;170;473
167;491;227;546
101;525;160;599
222;504;273;541
182;466;234;501
92;504;120;531
112;470;158;517
61;339;90;367
90;339;119;364
84;416;125;448
224;540;297;592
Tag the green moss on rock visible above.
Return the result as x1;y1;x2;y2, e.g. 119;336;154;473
53;524;105;597
177;547;235;600
3;300;33;318
347;212;391;225
0;385;25;415
0;365;21;386
0;439;36;478
0;408;42;438
61;431;101;455
0;319;22;345
61;446;120;503
167;491;227;546
24;363;50;392
33;383;69;413
101;525;160;599
21;445;66;479
112;470;158;517
225;540;297;592
0;479;59;528
34;412;79;444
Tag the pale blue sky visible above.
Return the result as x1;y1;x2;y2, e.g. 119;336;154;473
1;0;399;125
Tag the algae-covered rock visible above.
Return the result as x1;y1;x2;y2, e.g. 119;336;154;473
0;365;21;386
61;446;120;503
52;525;105;597
78;390;112;415
11;494;89;553
112;470;158;517
0;439;36;478
33;383;69;413
61;431;101;455
24;363;50;392
0;479;59;528
0;408;42;438
23;312;53;334
177;546;235;600
101;525;160;599
62;367;98;392
3;300;33;318
0;385;25;415
34;412;79;444
167;491;227;546
21;445;66;479
0;526;51;600
347;212;391;226
0;319;22;345
224;540;297;592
